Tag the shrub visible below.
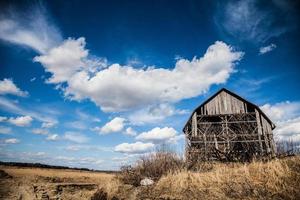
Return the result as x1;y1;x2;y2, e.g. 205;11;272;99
118;150;185;186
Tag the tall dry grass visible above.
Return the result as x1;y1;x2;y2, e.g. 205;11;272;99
152;156;300;199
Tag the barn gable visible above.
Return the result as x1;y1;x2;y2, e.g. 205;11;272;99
197;90;250;115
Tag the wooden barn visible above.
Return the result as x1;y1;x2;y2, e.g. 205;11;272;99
183;88;276;162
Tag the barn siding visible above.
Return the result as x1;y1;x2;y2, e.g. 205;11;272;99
200;91;247;115
255;109;264;153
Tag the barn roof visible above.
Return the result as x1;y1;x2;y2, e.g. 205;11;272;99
183;88;275;131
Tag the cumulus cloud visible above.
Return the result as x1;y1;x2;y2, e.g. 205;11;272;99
261;101;300;142
8;116;33;127
128;103;188;124
259;44;277;55
124;127;137;136
33;39;242;112
0;78;28;97
64;131;89;143
216;0;297;43
99;117;126;134
275;117;300;140
0;126;12;134
33;37;89;83
168;134;185;144
0;4;62;53
261;101;300;122
114;142;154;154
4;138;20;144
31;128;60;141
135;127;178;143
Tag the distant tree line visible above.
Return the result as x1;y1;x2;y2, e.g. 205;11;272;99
0;161;117;173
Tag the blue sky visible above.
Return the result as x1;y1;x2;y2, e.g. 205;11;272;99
0;0;300;170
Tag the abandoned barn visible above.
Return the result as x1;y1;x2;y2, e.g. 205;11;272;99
183;88;276;162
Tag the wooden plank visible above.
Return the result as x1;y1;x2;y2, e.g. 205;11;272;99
255;109;264;154
192;112;197;137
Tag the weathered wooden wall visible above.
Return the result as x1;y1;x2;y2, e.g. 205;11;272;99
197;91;250;115
255;109;276;156
184;89;276;163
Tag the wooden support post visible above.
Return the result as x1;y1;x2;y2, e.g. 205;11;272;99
204;129;207;160
214;134;218;150
255;110;264;155
225;116;230;151
192;112;197;137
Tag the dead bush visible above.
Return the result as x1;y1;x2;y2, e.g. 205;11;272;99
91;189;108;200
0;169;12;179
118;151;184;186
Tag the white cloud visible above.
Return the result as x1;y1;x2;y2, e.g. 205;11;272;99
4;138;20;144
1;6;244;116
34;37;89;83
46;134;59;141
100;117;126;134
135;127;178;143
216;0;296;43
31;128;59;141
168;134;186;144
34;39;242;112
0;78;28;97
261;101;300;142
64;131;89;143
128;103;188;124
41;121;57;128
0;116;7;122
36;152;46;156
114;142;154;154
261;101;300;122
275;118;300;142
0;126;12;134
259;44;277;55
124;127;137;136
0;97;57;124
8;116;33;127
0;5;62;53
31;128;49;135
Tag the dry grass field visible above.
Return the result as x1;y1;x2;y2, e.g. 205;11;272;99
1;156;300;200
0;166;116;199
